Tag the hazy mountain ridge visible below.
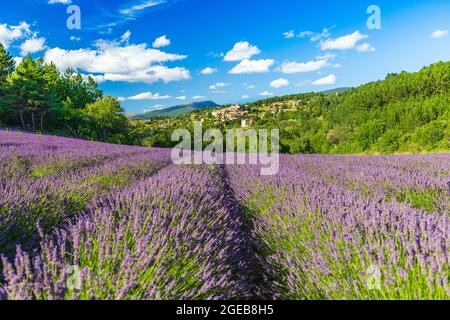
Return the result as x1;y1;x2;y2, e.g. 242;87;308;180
131;101;220;120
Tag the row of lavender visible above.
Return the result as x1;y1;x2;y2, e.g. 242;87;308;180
0;131;171;258
227;154;450;299
1;165;252;299
0;131;253;299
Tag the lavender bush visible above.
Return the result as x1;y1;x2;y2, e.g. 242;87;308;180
227;155;450;299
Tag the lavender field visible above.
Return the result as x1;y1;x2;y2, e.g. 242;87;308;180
0;130;449;300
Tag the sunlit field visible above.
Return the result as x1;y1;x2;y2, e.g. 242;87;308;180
1;130;448;300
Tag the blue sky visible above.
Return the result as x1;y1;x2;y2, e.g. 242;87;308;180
1;0;450;113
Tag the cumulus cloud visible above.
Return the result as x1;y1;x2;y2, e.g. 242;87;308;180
430;29;448;39
356;43;376;52
283;30;295;39
209;82;229;90
229;58;274;74
224;41;261;61
270;78;290;89
70;36;81;42
260;91;274;97
200;67;217;75
312;74;336;86
44;41;190;84
124;92;171;101
20;37;47;56
192;95;206;100
97;66;190;83
279;59;328;74
176;96;187;100
152;35;171;48
241;95;250;99
320;31;368;50
0;22;32;49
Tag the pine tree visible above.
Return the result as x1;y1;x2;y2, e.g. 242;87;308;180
0;43;16;126
8;57;48;130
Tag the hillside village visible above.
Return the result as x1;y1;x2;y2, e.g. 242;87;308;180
191;99;306;129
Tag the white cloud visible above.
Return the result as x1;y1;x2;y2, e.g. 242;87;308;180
144;104;165;112
299;27;333;42
260;91;274;97
44;41;190;84
81;73;106;84
13;57;23;66
356;43;376;52
312;74;336;86
125;92;171;101
120;0;166;15
45;43;186;73
20;37;47;56
152;35;171;48
229;58;274;74
270;78;290;89
200;67;217;75
246;84;256;89
283;30;295;39
241;95;250;99
207;52;224;58
48;0;72;4
193;96;206;100
117;96;126;102
224;41;261;61
209;82;229;90
99;66;190;83
0;22;32;49
176;96;187;100
70;36;81;42
121;30;132;43
279;59;328;74
317;53;336;60
298;31;315;38
320;31;368;50
430;29;448;39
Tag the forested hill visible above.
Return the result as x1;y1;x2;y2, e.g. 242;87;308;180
133;61;449;154
264;60;450;154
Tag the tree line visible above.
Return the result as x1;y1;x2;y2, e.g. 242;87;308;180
0;44;131;144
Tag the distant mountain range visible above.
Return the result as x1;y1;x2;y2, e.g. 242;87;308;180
130;101;220;120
